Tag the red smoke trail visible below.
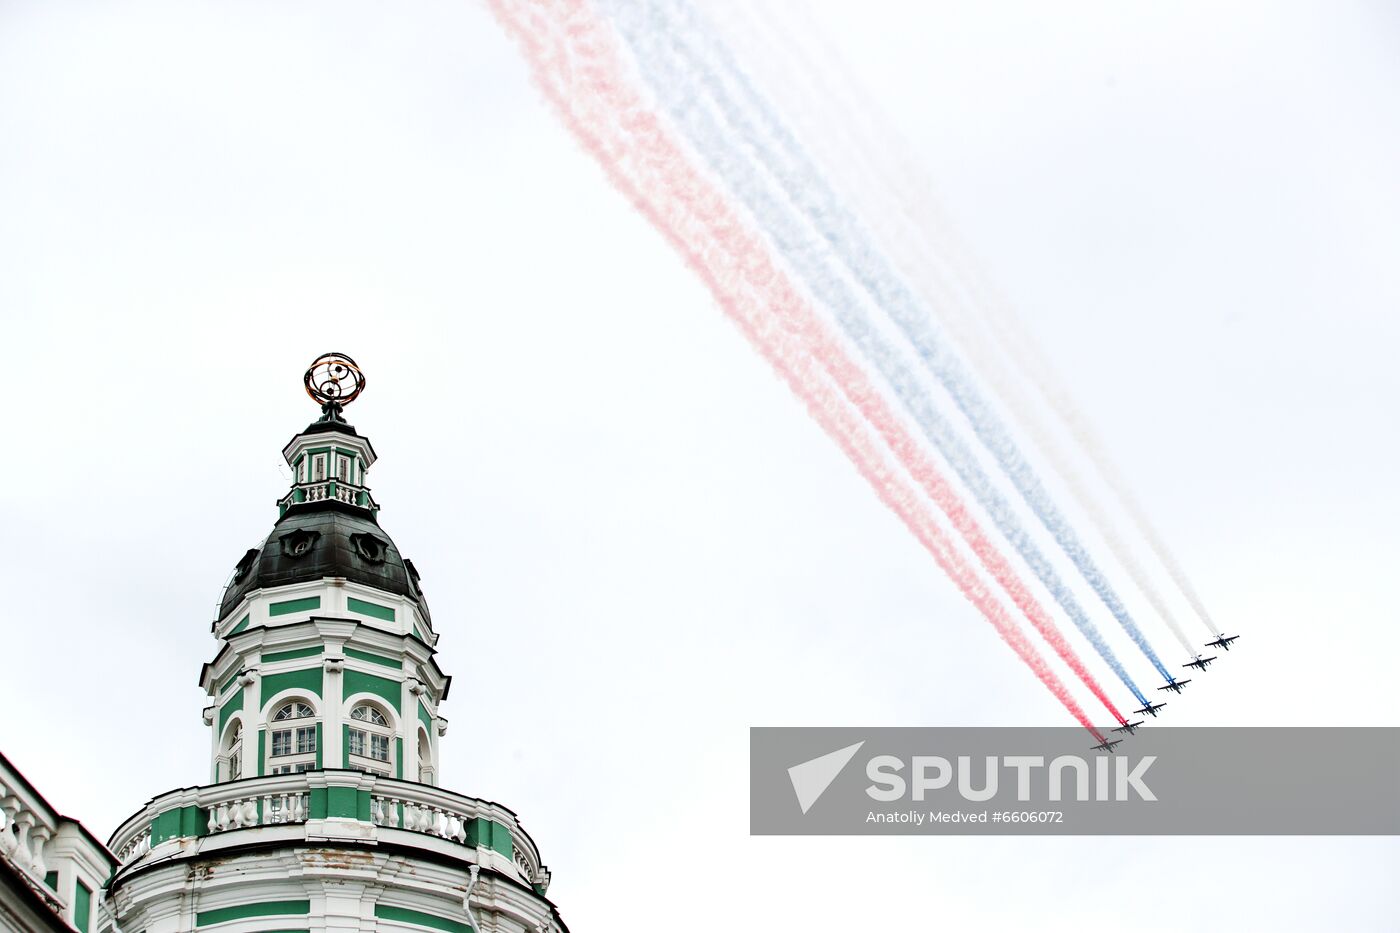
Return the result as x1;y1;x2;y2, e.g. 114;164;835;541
487;0;1110;739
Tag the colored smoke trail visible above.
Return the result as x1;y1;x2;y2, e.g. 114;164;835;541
485;0;1110;738
602;0;1149;708
635;0;1179;680
719;1;1218;643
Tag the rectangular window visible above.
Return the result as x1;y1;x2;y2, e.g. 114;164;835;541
313;455;326;480
271;729;292;757
228;753;242;781
348;728;366;757
338;456;350;481
371;734;390;761
296;726;316;754
74;881;91;933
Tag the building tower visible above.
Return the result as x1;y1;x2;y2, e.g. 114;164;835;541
106;354;566;933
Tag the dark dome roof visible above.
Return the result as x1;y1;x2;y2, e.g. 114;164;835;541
220;502;429;623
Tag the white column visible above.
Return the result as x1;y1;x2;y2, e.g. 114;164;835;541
323;658;344;769
240;671;260;777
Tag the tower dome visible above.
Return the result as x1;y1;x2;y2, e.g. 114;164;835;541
106;354;566;933
217;404;430;622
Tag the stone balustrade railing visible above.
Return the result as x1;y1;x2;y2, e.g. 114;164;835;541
109;771;548;892
0;779;57;902
277;480;377;512
1;753;117;933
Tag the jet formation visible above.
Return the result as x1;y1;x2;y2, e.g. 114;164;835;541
1090;635;1241;751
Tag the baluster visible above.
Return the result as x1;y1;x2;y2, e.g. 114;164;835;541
11;810;34;867
0;796;18;858
29;825;50;878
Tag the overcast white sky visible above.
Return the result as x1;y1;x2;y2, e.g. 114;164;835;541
1;1;1397;930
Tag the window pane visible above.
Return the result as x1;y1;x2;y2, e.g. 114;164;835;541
351;705;387;726
274;702;312;722
296;726;317;754
349;728;366;757
371;735;390;761
272;730;291;757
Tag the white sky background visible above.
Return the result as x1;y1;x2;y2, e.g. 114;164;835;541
1;1;1398;930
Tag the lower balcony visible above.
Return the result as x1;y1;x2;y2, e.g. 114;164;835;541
107;770;550;896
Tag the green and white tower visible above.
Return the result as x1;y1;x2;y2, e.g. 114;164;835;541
106;354;566;933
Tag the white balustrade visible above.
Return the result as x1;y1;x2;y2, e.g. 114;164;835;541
109;774;544;887
279;480;373;510
206;792;308;835
0;779;65;905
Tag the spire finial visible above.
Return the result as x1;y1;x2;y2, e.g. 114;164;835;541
304;352;365;422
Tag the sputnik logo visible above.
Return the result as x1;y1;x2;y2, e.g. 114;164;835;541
787;741;865;815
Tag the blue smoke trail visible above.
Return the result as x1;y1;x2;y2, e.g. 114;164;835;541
600;1;1165;697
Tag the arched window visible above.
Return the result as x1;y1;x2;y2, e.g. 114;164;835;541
347;703;392;775
417;731;434;786
223;721;243;782
269;700;317;773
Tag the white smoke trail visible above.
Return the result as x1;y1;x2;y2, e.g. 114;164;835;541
708;0;1218;643
642;0;1194;671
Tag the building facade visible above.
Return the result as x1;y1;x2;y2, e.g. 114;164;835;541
1;752;116;933
97;357;567;933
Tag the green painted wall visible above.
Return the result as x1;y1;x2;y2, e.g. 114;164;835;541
343;669;400;713
269;596;321;617
74;881;91;933
218;673;239;695
465;818;514;859
229;614;250;635
347;597;395;622
219;688;244;733
43;871;56;890
196;900;310;927
345;647;401;670
418;700;433;734
373;905;471;933
396;737;403;779
262;646;323;663
308;786;372;821
260;667;323;707
150;805;208;845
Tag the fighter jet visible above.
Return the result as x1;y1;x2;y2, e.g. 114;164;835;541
1111;720;1145;735
1135;701;1167;717
1091;739;1123;753
1158;678;1192;694
1206;634;1240;651
1184;655;1218;672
